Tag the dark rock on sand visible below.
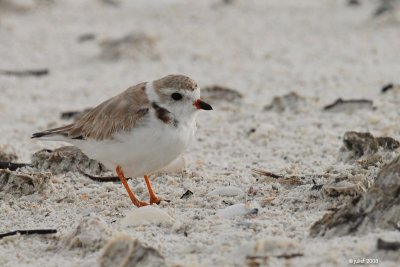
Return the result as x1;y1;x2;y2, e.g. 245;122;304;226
340;131;399;161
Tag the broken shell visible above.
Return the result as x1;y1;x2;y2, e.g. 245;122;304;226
207;186;244;197
121;206;174;227
217;202;259;219
99;235;166;267
322;174;370;197
0;169;53;196
62;216;112;252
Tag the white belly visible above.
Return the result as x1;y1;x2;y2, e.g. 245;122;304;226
77;119;195;177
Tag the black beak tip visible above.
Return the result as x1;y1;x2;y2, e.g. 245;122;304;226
197;100;213;110
203;103;213;110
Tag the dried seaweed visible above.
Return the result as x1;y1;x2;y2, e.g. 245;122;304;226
0;229;57;239
0;69;49;77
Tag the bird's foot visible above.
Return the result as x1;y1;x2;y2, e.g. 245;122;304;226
150;196;161;205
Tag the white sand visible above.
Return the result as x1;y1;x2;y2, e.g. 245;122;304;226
1;0;400;266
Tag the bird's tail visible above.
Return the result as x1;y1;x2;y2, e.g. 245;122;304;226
31;124;74;140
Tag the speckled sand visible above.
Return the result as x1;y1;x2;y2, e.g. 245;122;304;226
1;0;400;266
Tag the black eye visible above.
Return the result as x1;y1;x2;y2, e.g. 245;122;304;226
171;93;183;100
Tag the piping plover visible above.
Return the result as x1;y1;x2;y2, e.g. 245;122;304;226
32;74;212;207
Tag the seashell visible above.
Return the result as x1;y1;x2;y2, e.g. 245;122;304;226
207;186;244;197
121;206;174;227
216;202;259;219
99;235;166;267
62;216;112;251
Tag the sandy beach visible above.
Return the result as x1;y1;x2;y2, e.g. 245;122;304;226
1;0;400;266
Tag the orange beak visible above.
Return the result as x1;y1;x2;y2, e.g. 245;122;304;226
193;99;213;110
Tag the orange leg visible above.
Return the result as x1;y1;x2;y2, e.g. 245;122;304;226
116;166;148;207
143;175;161;205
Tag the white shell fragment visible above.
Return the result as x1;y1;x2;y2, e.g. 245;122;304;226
207;186;244;197
121;206;174;227
217;202;259;219
99;235;166;267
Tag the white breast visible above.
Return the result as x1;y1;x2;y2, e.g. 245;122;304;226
77;114;196;177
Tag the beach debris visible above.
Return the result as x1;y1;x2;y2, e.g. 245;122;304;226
380;83;400;100
201;85;243;103
98;0;121;7
348;0;360;6
323;98;373;113
0;148;18;162
247;128;256;136
373;237;400;262
278;176;303;186
0;162;31;171
264;92;307;113
207;186;244;197
252;169;303;186
377;238;400;251
310;155;400;237
246;237;304;266
32;146;107;175
0;0;53;12
217;202;259;219
0;146;29;170
381;83;394;93
121;206;174;227
374;0;398;17
357;154;384;169
340;131;400;162
310;179;323;191
0;0;33;12
99;235;166;267
77;33;96;43
0;169;52;196
180;190;193;199
322;174;369;197
260;195;276;207
0;69;48;77
0;229;57;239
77;168;120;182
252;169;282;179
376;136;400;150
99;33;158;61
342;132;379;158
60;108;92;121
247;186;258;196
63;217;112;252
